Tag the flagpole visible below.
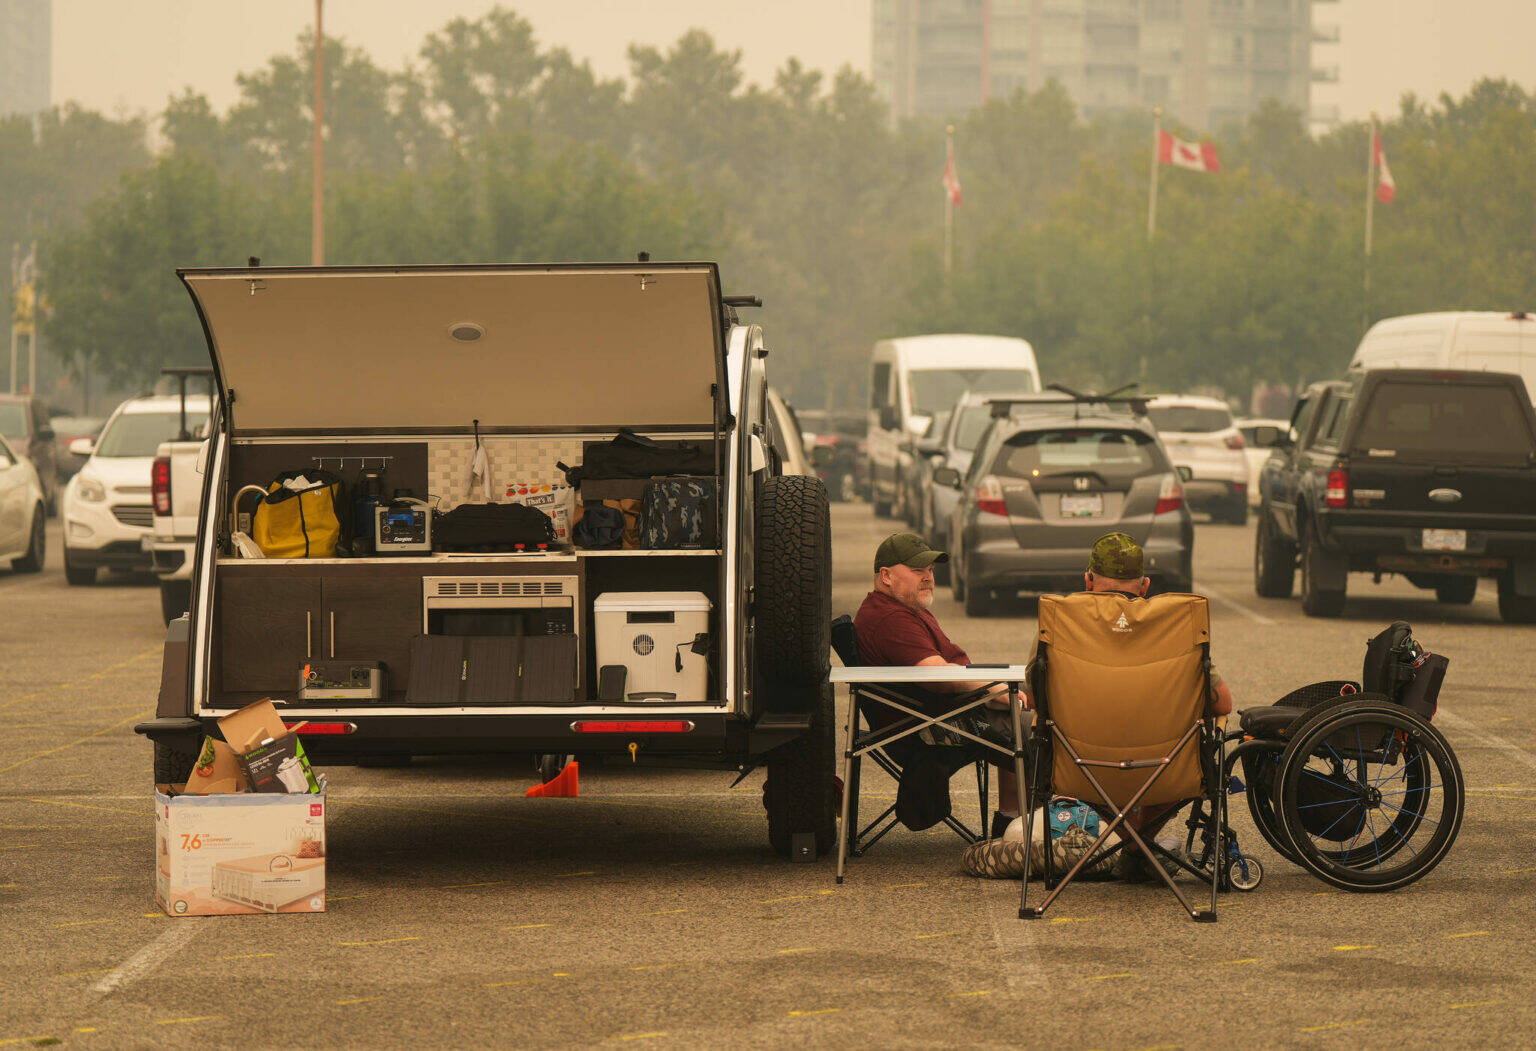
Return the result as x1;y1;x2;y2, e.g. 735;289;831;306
1147;108;1162;242
944;124;955;275
1363;111;1376;331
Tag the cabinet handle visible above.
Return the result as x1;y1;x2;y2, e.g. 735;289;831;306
330;611;336;659
306;611;312;659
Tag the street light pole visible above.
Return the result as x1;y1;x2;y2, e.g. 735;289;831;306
311;0;325;266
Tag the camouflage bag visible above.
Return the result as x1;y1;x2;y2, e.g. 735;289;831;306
639;476;718;549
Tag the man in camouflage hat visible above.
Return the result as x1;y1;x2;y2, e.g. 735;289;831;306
1071;532;1233;879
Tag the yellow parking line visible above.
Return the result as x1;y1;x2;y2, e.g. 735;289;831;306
0;844;38;851
913;931;955;940
24;797;145;817
0;646;158;712
73;1028;97;1034
1298;1021;1362;1033
609;1033;668;1042
335;997;380;1006
0;710;151;775
642;909;687;916
631;963;673;972
556;871;597;878
155;1016;221;1026
1446;931;1489;939
1332;945;1376;952
54;918;115;928
951;990;994;998
0;1036;57;1046
884;882;927;889
338;937;419;948
788;1008;840;1017
775;947;819;955
504;923;551;931
1448;1000;1504;1011
1079;973;1134;982
760;890;837;904
1215;958;1260;966
443;880;509;889
1499;866;1536;875
1048;917;1092;925
221;952;276;960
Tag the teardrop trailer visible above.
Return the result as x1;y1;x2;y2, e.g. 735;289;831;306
134;262;838;858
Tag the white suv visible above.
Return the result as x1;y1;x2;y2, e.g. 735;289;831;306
1146;395;1248;525
63;394;211;585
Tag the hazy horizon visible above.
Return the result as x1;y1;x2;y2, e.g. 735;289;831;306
45;0;1536;125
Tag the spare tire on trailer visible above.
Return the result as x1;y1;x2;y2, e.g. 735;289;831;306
754;474;831;699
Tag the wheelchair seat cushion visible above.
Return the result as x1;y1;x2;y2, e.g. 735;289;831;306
1238;705;1308;738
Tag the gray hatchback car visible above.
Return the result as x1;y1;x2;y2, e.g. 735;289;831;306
934;395;1194;615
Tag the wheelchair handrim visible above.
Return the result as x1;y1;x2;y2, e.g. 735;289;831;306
1276;704;1463;892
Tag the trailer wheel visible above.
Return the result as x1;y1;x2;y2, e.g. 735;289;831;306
154;739;199;786
754;475;831;693
765;684;836;858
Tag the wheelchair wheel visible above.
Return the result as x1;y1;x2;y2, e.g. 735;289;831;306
1239;747;1299;864
1227;855;1263;892
1275;700;1463;892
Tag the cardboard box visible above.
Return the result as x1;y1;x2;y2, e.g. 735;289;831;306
218;699;320;793
182;737;250;795
155;789;326;916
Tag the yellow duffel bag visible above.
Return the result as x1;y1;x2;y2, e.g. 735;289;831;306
252;471;348;558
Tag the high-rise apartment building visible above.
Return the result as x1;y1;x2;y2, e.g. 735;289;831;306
0;0;51;117
873;0;1322;132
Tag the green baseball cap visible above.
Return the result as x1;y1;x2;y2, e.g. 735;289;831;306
1088;532;1144;580
875;532;949;572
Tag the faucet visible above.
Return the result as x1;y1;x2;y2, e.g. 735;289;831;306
230;484;268;537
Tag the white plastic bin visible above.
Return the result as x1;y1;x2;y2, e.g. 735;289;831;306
593;591;711;703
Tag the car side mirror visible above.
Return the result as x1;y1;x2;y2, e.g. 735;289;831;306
1252;425;1283;448
69;437;94;456
932;466;963;489
809;444;835;467
878;405;900;431
1176;465;1194;482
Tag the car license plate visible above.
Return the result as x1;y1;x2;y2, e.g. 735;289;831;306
1422;529;1466;552
1060;494;1103;518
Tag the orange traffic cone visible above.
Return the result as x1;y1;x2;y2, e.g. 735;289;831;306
525;760;579;798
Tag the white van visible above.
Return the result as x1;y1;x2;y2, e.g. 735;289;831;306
867;335;1040;519
1349;312;1536;401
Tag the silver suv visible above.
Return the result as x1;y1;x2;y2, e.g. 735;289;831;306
135;262;836;858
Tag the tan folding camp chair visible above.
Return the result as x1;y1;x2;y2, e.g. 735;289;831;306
1020;591;1226;922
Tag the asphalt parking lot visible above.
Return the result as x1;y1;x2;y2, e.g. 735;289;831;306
3;509;1534;1048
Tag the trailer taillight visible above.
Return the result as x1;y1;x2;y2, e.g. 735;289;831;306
285;722;357;735
151;456;172;516
571;721;695;734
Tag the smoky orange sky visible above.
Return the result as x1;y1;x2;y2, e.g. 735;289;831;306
50;0;1536;124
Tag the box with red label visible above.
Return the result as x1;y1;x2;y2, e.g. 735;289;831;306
154;788;326;916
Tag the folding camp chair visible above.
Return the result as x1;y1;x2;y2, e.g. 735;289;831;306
1020;592;1226;923
830;615;1029;883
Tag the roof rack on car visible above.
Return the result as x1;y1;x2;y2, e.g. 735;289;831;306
987;383;1148;419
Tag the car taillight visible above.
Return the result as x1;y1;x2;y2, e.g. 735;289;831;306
1326;466;1349;508
151;456;172;516
975;475;1007;516
1224;433;1245;451
1154;475;1184;515
572;721;695;734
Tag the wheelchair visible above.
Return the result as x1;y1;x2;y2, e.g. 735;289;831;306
1178;621;1465;894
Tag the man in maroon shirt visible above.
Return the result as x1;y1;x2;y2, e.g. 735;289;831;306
854;532;1020;837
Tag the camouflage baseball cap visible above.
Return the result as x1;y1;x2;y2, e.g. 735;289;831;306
1087;532;1144;580
875;532;949;572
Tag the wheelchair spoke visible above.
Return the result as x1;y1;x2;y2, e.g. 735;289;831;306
1376;799;1440;827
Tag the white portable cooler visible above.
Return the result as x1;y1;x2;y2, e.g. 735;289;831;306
593;591;711;703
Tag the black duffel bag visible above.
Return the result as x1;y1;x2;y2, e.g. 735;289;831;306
558;429;714;485
435;502;557;552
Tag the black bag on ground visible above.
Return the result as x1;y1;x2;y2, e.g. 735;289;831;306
558;429;714;485
640;476;718;549
435;502;557;552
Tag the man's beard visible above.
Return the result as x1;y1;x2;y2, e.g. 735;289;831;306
914;588;934;608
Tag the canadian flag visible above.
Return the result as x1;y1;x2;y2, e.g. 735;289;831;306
1373;131;1395;204
1157;130;1220;173
942;140;963;206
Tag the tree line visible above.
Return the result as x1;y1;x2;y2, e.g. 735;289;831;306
7;7;1535;410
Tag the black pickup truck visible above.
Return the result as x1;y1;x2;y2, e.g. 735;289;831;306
1254;368;1536;621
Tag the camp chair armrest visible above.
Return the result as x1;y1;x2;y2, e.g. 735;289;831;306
1075;757;1171;770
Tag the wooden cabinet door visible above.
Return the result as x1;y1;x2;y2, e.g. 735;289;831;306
219;576;322;693
323;577;422;692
